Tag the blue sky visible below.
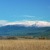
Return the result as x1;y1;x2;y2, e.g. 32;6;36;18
0;0;50;22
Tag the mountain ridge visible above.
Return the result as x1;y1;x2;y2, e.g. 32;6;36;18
0;24;50;37
0;21;50;39
0;21;50;27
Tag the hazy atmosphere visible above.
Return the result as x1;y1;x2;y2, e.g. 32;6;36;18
0;0;50;50
0;0;50;22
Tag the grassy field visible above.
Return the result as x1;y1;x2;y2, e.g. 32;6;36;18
0;40;50;50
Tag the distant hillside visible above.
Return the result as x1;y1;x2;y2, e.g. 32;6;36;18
0;24;50;39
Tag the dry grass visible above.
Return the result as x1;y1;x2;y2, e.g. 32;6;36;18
0;39;50;50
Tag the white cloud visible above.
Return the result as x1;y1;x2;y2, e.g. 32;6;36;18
5;20;35;26
0;20;50;27
0;20;8;26
35;21;50;27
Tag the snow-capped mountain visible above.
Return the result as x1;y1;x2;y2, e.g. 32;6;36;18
0;20;50;27
0;20;50;38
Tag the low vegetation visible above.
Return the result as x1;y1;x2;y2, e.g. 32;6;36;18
0;40;50;50
0;36;50;50
0;36;50;40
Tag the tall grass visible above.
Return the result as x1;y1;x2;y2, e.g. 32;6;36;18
0;40;50;50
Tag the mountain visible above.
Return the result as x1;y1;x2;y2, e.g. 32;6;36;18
0;20;50;27
0;21;50;39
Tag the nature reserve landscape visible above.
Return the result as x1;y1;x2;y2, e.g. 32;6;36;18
0;0;50;50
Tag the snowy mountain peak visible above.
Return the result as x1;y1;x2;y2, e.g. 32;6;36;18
0;20;50;27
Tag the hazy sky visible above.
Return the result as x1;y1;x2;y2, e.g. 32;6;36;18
0;0;50;22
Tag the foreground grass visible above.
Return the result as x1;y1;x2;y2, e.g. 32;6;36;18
0;40;50;50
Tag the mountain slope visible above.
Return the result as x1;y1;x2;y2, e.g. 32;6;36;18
0;20;50;39
0;25;50;39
